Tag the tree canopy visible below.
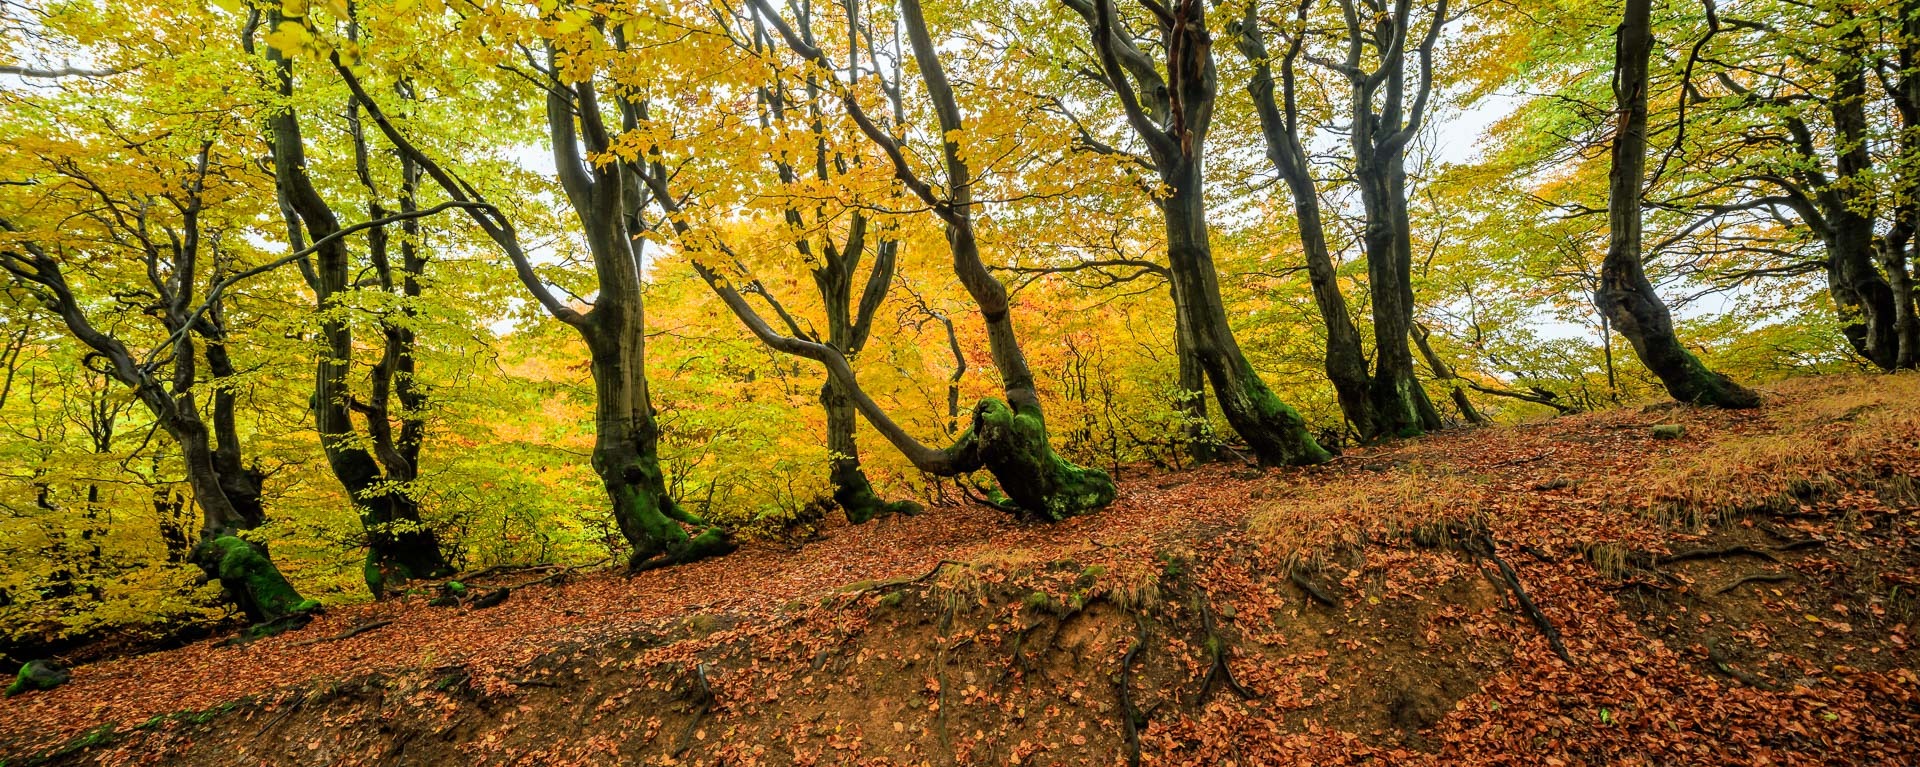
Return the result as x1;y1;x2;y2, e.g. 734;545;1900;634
1;0;1909;647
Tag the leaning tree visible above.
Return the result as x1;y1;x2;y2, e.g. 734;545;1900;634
1591;0;1759;407
0;83;315;625
255;3;456;594
653;0;1119;520
1057;0;1330;465
306;2;736;569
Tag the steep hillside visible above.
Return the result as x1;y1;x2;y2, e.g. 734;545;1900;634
4;374;1917;766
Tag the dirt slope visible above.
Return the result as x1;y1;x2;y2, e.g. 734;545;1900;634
3;373;1917;766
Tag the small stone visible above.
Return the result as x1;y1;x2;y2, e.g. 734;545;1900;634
1651;424;1685;440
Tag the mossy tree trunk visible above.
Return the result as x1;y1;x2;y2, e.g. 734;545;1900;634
1596;0;1760;408
1068;0;1329;466
568;77;736;571
584;301;735;569
1163;167;1331;465
1254;0;1454;438
1823;43;1903;371
1887;1;1920;369
1234;8;1379;441
267;25;451;596
338;43;737;571
1354;150;1432;437
741;20;922;523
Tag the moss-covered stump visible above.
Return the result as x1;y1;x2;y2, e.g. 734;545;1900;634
193;536;315;625
7;660;70;696
968;398;1116;521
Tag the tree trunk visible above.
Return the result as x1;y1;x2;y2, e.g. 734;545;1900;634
892;0;1115;517
812;221;919;523
1410;322;1485;425
583;270;735;569
946;229;1117;518
173;408;309;625
822;376;920;523
1888;0;1920;369
1596;0;1760;408
1354;155;1429;436
1171;291;1217;465
269;27;452;595
1233;11;1380;440
1823;28;1903;370
1163;165;1330;465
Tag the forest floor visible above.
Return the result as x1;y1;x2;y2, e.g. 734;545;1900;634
2;373;1918;766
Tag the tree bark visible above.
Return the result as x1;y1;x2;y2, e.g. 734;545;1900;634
734;0;1116;518
1163;163;1331;464
1170;280;1217;464
1076;0;1329;465
268;23;452;594
0;218;309;625
1823;46;1902;370
1595;0;1760;408
1233;7;1378;440
334;46;736;570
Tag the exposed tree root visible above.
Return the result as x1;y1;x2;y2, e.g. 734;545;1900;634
1288;569;1340;608
1114;617;1147;767
286;619;395;648
1714;572;1795;595
1193;593;1254;707
673;662;715;757
1520;543;1559;563
1463;528;1573;664
629;526;737;573
958;478;1023;516
1704;640;1774;690
1658;545;1781;565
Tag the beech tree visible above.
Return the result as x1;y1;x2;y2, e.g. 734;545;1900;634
0;114;313;625
313;4;738;570
251;5;459;595
1593;0;1759;407
691;0;1120;519
1060;0;1330;466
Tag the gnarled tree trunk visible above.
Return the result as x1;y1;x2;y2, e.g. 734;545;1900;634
267;23;452;595
1234;5;1378;439
1071;0;1329;465
727;0;1116;518
1595;0;1759;408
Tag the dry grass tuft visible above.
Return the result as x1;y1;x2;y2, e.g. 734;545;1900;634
1638;373;1920;529
1249;471;1487;570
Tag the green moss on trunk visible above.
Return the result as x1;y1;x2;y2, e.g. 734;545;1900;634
193;535;314;624
833;464;922;524
603;465;738;572
966;398;1116;521
7;660;69;696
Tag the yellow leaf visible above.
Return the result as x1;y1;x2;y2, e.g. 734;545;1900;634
264;20;314;55
556;9;592;33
